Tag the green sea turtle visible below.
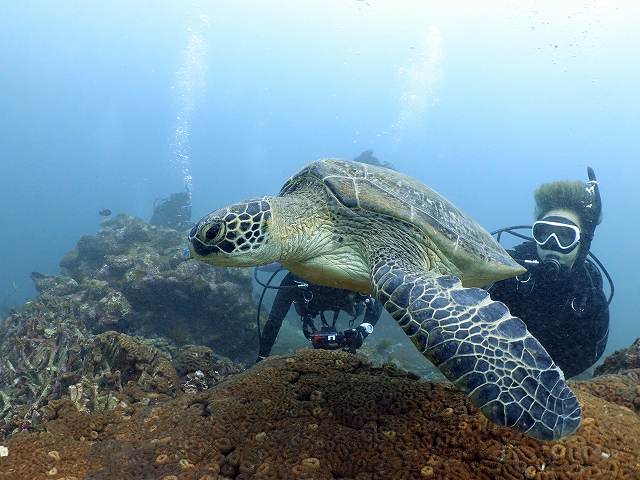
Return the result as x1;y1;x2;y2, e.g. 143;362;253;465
189;159;581;440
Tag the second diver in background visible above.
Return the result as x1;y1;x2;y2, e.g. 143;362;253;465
255;269;382;362
254;150;389;362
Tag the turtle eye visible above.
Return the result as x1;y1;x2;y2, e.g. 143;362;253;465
203;222;225;244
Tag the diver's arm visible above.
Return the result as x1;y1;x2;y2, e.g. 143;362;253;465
339;298;381;352
257;273;297;361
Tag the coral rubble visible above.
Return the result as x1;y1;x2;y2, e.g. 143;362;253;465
1;349;639;480
0;290;93;435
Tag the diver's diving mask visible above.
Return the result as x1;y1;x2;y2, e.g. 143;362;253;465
532;216;581;251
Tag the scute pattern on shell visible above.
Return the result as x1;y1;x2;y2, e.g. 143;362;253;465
280;159;518;271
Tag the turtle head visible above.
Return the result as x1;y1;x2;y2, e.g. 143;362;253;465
189;198;280;267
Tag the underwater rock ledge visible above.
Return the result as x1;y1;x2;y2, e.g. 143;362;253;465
569;337;640;416
594;337;640;376
1;348;639;480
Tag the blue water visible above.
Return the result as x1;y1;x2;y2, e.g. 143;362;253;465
1;1;638;356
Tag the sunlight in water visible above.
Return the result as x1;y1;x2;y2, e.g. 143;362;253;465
171;13;210;197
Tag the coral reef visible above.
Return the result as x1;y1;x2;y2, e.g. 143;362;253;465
573;369;640;416
571;338;640;415
0;327;244;439
0;215;258;437
1;214;639;478
595;337;640;376
0;291;93;435
89;331;179;396
174;344;245;394
150;191;193;231
59;214;259;361
0;349;639;480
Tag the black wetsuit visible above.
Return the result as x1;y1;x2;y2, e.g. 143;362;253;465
489;241;609;378
258;272;382;358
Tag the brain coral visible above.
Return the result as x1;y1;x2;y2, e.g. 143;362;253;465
0;349;639;480
573;368;640;415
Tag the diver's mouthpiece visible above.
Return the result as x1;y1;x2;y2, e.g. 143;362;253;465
541;258;561;277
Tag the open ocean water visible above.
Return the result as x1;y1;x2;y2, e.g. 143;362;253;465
2;1;638;356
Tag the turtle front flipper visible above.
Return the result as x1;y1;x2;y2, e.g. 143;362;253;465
372;260;581;441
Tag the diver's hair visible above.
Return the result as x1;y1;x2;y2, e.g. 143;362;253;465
534;181;602;227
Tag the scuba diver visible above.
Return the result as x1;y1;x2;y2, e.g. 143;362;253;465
253;149;390;362
254;267;382;362
489;167;612;378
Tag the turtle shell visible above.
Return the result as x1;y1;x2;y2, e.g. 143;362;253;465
280;159;523;285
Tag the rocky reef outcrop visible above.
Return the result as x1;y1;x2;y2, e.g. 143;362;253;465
0;215;257;436
1;349;639;480
571;337;640;416
58;214;259;361
573;368;640;416
594;337;640;376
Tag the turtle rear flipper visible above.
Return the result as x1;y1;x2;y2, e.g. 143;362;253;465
372;259;581;441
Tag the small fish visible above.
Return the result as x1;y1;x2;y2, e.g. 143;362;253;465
99;209;112;217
